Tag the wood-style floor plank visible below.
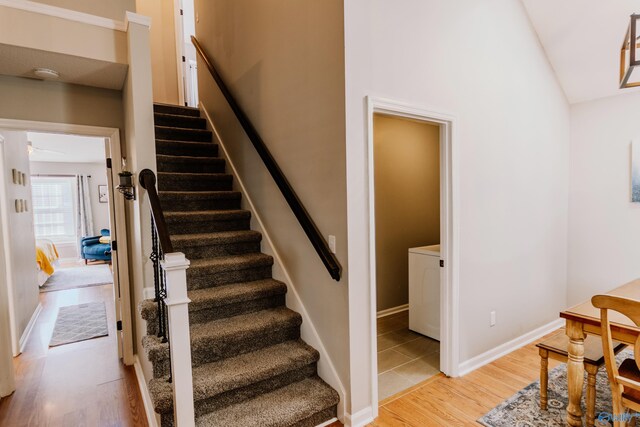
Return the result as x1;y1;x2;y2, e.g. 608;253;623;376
0;283;148;427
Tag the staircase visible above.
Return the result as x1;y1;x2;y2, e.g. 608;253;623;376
139;103;340;427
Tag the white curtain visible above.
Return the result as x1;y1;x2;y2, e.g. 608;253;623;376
76;175;94;237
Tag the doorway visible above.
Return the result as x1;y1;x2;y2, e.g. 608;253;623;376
0;120;133;371
367;97;459;411
175;0;198;107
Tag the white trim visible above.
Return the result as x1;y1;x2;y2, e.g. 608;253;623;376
134;355;159;427
0;118;134;365
344;407;374;427
365;96;460;417
0;0;127;31
143;287;156;300
200;103;347;421
125;11;151;29
376;304;408;319
173;0;186;106
18;302;41;354
458;318;564;376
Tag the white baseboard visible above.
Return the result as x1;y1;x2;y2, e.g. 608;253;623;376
376;304;408;319
458;318;564;376
345;407;374;427
18;303;42;354
134;355;158;427
315;418;338;427
200;103;347;421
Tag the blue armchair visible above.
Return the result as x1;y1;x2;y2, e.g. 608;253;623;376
80;229;112;264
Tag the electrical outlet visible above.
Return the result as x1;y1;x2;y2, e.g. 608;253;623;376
328;235;336;254
490;311;496;327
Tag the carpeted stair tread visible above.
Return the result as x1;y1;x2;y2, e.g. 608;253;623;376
148;339;319;414
164;209;251;222
159;191;242;211
156;140;219;157
195;377;339;427
154;112;207;129
155;125;213;142
142;307;302;365
159;190;241;200
156;155;225;173
154;102;201;117
189;253;273;273
139;279;286;321
164;209;251;234
171;230;262;247
157;172;234;191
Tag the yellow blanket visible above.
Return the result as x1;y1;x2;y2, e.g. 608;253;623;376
36;239;59;276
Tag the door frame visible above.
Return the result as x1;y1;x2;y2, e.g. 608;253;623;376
173;0;186;107
366;96;460;412
0;118;134;365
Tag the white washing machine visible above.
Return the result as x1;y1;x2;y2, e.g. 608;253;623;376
408;244;440;340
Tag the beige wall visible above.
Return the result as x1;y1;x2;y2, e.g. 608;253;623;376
136;0;179;104
374;114;440;312
30;0;135;20
194;0;349;408
0;76;124;131
0;131;39;355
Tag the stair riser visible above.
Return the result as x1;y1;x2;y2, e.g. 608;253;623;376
143;294;286;337
292;406;339;427
157;177;233;192
166;218;250;235
160;196;241;212
151;326;301;377
154;104;200;117
155;127;212;142
175;241;261;260
156;158;226;174
187;266;272;290
154;114;207;129
156;141;219;157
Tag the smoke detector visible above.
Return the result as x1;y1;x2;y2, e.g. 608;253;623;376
33;68;60;80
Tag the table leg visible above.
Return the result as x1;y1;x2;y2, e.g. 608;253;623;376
585;363;598;427
567;320;585;427
539;348;549;410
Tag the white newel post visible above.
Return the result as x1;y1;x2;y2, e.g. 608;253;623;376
161;252;195;427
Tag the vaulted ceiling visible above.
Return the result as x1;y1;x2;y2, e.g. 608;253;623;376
522;0;640;104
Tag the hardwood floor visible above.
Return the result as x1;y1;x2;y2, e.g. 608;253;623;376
0;283;148;427
329;332;562;427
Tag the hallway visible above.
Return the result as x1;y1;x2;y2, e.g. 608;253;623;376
0;284;147;426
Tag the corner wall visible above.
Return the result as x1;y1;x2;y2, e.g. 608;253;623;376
568;91;640;305
345;0;570;418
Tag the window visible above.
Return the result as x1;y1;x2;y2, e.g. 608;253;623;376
31;176;76;243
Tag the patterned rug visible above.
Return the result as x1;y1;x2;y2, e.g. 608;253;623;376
49;302;109;347
478;350;633;427
41;264;113;293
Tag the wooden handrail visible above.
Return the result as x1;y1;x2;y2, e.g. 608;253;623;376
191;36;342;281
139;169;174;254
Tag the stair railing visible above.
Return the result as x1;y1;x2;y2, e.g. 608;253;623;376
191;36;342;281
139;169;195;427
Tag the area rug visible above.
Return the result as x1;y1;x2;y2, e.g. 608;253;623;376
40;264;113;293
49;301;109;347
478;350;632;427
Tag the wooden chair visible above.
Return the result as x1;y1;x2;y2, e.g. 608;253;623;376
592;295;640;427
536;331;626;427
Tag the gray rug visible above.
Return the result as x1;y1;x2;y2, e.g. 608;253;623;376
49;301;109;347
478;349;633;427
41;264;113;293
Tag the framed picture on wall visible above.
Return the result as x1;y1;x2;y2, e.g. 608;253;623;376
98;185;108;203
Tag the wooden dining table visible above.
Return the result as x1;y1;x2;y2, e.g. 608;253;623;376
560;279;640;426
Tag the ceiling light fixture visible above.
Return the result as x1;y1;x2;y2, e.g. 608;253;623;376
33;68;60;80
620;14;640;89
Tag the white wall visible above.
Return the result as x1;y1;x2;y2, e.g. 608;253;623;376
0;131;39;356
30;161;110;233
344;0;570;417
568;91;640;305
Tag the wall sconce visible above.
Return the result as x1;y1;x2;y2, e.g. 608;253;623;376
117;171;136;200
620;14;640;88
